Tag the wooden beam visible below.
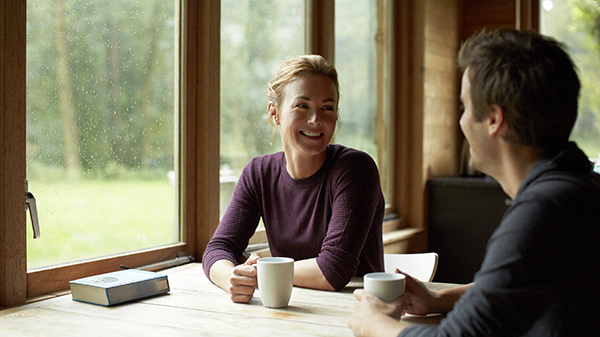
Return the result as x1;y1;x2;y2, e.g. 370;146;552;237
0;0;27;307
390;1;426;233
183;0;221;260
516;0;539;32
305;0;335;62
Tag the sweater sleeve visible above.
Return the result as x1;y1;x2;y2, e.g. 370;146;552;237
202;159;261;279
316;150;385;290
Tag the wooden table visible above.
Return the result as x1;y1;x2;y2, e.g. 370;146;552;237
0;263;453;336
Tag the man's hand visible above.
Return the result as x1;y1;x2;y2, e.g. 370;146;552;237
349;289;406;337
398;269;471;315
398;270;437;316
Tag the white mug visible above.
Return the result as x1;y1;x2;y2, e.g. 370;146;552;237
256;257;294;308
363;272;405;302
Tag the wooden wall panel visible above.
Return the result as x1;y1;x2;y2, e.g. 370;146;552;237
390;0;426;238
423;0;460;179
461;0;519;42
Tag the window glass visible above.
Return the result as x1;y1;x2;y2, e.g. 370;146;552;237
26;0;179;269
220;0;304;217
334;0;386;195
540;0;600;159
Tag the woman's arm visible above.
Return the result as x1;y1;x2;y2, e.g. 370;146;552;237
202;159;262;296
293;258;335;291
314;149;386;290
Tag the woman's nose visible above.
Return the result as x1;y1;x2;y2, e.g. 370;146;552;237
308;110;322;125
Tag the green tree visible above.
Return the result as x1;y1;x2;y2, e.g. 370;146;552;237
542;0;600;157
27;0;176;180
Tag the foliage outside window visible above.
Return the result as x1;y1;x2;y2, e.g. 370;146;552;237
219;0;303;218
541;0;600;159
334;0;378;162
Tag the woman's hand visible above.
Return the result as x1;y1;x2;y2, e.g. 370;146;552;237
228;254;261;303
349;289;407;337
209;255;263;303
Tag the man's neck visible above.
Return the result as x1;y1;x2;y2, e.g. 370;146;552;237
491;144;545;200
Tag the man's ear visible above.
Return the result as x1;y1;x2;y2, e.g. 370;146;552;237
267;102;279;125
487;104;507;136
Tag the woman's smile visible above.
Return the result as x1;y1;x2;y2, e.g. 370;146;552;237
270;73;339;174
301;130;324;137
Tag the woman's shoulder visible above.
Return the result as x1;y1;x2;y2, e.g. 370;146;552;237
242;151;285;176
326;145;380;182
328;144;377;167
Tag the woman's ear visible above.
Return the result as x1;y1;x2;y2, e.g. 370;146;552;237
268;102;279;125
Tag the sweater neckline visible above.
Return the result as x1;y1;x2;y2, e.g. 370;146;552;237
281;145;335;187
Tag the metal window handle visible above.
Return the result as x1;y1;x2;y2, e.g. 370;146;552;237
25;180;41;239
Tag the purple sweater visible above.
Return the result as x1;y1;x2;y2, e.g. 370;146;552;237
202;144;384;291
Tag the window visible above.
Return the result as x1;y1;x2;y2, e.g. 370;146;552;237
335;0;389;201
335;0;378;157
26;0;179;270
219;0;303;218
540;0;600;160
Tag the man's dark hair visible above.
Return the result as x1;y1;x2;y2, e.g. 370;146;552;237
458;29;580;150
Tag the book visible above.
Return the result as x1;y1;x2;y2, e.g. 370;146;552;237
69;269;170;306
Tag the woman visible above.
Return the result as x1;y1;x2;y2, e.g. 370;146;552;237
202;55;384;303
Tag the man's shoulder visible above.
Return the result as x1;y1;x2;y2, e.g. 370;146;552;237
528;168;600;198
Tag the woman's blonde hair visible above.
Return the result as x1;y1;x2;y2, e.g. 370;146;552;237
266;55;341;135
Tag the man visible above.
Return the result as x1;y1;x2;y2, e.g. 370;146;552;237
349;29;600;336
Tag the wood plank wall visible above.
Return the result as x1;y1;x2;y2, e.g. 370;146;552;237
462;0;517;40
422;0;526;181
422;0;460;180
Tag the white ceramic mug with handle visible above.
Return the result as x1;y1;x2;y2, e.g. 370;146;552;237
256;257;294;308
363;272;405;302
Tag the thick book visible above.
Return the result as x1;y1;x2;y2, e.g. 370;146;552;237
69;269;170;306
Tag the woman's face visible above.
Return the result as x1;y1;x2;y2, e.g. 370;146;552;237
270;74;338;161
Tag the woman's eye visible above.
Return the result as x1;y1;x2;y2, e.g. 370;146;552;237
296;103;308;109
323;105;335;112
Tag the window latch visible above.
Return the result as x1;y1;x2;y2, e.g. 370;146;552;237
25;179;41;239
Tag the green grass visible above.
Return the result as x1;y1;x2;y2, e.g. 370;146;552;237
26;179;179;269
